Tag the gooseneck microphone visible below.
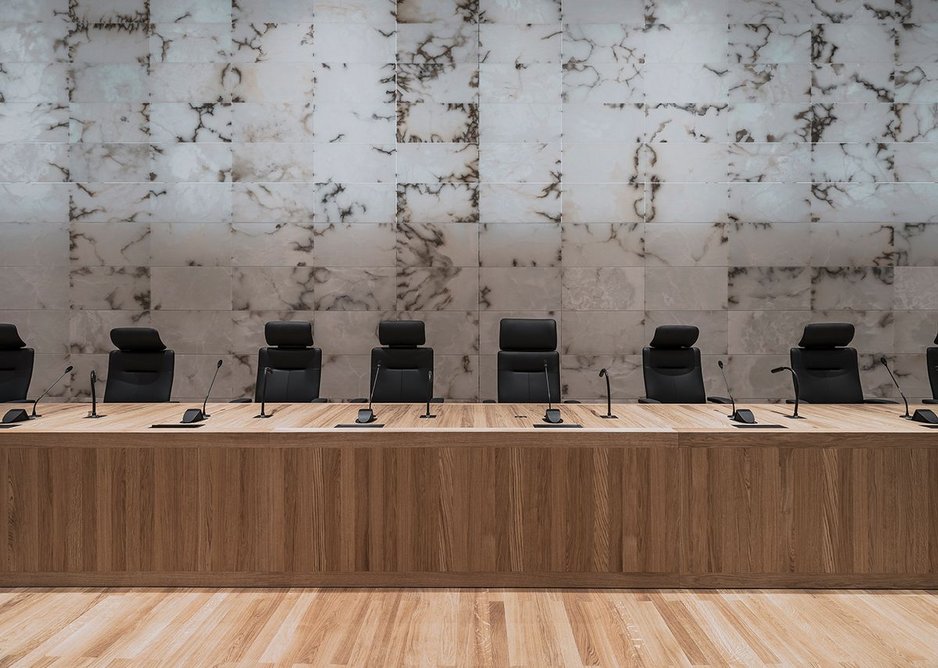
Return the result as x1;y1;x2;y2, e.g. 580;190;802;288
356;362;382;424
183;359;223;423
2;364;74;424
717;360;756;424
598;368;616;419
543;361;562;424
420;368;436;419
255;367;273;419
880;356;911;419
86;369;104;419
32;365;73;418
771;366;805;419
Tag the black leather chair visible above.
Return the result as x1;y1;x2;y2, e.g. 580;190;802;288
639;325;728;404
497;318;561;403
369;320;435;403
104;327;174;403
254;321;324;403
0;324;33;403
790;323;894;404
925;330;938;405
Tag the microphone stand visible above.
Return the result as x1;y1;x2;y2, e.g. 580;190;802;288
420;368;436;419
183;359;223;423
255;367;273;419
86;369;104;419
543;361;562;424
356;362;381;424
718;360;755;424
31;365;73;418
771;366;805;419
880;356;911;419
598;368;616;419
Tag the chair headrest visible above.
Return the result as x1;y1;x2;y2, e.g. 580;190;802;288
649;325;699;349
798;323;855;349
265;321;313;348
0;324;26;350
110;327;167;353
499;318;557;352
379;320;425;347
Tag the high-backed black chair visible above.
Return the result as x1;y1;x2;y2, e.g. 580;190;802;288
497;318;561;403
640;325;728;404
104;327;174;403
369;320;434;403
0;324;34;403
790;323;893;404
925;330;938;405
255;321;324;403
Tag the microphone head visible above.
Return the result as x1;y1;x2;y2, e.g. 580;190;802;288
216;359;223;368
770;367;785;374
880;356;888;365
599;368;607;377
90;369;96;381
65;365;74;373
717;360;724;370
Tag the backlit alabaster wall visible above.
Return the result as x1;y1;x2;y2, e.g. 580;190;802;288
1;0;938;402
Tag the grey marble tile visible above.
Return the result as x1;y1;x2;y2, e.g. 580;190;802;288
313;223;396;267
151;223;230;266
0;63;68;102
231;143;315;182
314;0;396;25
150;309;233;354
318;267;397;311
895;267;938;310
647;183;728;224
728;183;811;223
314;23;396;63
150;63;232;103
68;143;151;182
645;266;727;310
644;64;726;104
811;142;897;182
727;143;811;182
479;184;560;223
229;223;314;267
813;23;896;64
398;266;479;310
644;223;727;267
70;266;150;310
725;64;811;104
396;143;478;182
893;103;938;141
479;0;561;23
564;142;642;184
811;266;894;310
645;0;727;24
561;223;644;267
0;266;66;309
232;183;316;223
398;0;478;23
154;143;232;182
0;143;68;182
893;309;938;354
0;223;67;267
561;354;643;402
230;22;315;64
563;0;643;23
232;266;316;310
727;222;813;266
397;64;478;104
728;266;811;310
812;63;894;103
482;63;561;103
70;222;149;267
727;23;812;64
643;24;728;64
396;222;479;267
645;103;728;143
0;21;68;63
479;103;561;142
398;309;480;354
895;223;938;266
646;142;729;182
479;142;559;183
69;183;151;223
150;102;232;142
397;22;479;64
151;183;232;223
397;183;479;223
397;102;479;142
480;267;561;310
561;310;644;355
479;24;561;63
726;0;813;23
313;183;397;223
810;223;895;267
562;184;645;223
479;223;561;267
562;266;644;310
315;103;396;143
69;102;148;143
233;0;314;23
1;102;69;142
727;103;811;142
562;61;643;103
151;0;232;23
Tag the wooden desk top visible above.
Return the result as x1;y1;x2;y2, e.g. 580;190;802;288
2;401;936;437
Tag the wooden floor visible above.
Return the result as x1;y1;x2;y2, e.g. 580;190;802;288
0;588;937;666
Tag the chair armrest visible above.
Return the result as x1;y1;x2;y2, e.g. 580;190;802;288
229;397;252;403
707;396;732;404
312;397;329;403
922;398;938;405
864;398;899;404
638;397;661;404
563;400;581;404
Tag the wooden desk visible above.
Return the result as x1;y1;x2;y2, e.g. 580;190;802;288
0;402;935;588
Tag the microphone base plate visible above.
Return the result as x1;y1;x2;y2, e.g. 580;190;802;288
784;414;806;419
85;413;105;419
599;414;618;419
254;414;272;419
419;414;437;419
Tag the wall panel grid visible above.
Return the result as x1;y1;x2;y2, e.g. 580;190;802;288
1;0;937;402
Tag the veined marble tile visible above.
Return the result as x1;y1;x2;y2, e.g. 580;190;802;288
895;267;938;309
315;63;396;103
150;223;230;266
0;143;67;181
564;142;642;184
716;353;791;402
812;63;894;103
814;309;894;354
564;102;643;142
646;142;728;182
480;222;560;267
230;22;315;64
899;0;938;22
561;310;644;355
813;23;896;64
562;183;644;223
896;65;938;104
479;24;561;63
727;222;812;266
301;310;382;355
397;102;479;142
397;143;478;183
397;64;478;103
70;222;149;266
895;223;938;266
397;266;479;310
728;266;811;310
480;267;561;310
151;183;232;223
646;266;727;310
563;0;643;23
397;183;478;222
170;353;240;400
69;183;151;223
151;266;232;310
149;102;232;142
69;309;150;353
313;0;397;25
561;223;643;267
232;183;315;223
562;266;644;310
726;0;814;23
643;24;728;64
396;222;478;267
0;63;67;102
1;183;67;222
313;183;397;223
69;102;148;142
560;354;643;402
893;308;938;353
231;63;314;103
230;102;313;142
811;266;894;310
150;23;230;63
479;0;560;23
727;103;811;142
727;23;812;64
647;183;727;223
150;0;232;23
232;266;315;309
233;0;314;22
812;0;896;23
728;183;811;223
0;0;67;22
0;266;68;309
398;310;480;354
481;63;562;103
644;64;726;104
725;64;811;104
0;102;68;142
68;23;149;65
70;0;147;23
313;223;396;267
0;21;68;63
0;310;69;355
479;142;559;183
313;267;396;310
229;223;314;267
644;310;728;354
727;143;811;182
397;22;478;64
728;310;812;355
646;0;728;24
644;223;727;267
0;223;68;266
68;143;151;182
563;24;644;66
434;353;480;400
645;103;728;143
398;0;478;23
894;103;938;141
231;143;314;182
153;143;232;182
810;223;895;267
811;102;897;142
316;353;370;401
150;310;233;354
479;103;560;142
150;63;234;103
890;143;938;181
315;103;395;143
809;183;897;223
316;24;397;64
479;183;560;223
562;62;643;103
70;266;150;310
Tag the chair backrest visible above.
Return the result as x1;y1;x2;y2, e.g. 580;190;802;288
497;318;560;403
370;320;433;403
928;330;938;401
642;325;706;403
104;327;174;403
790;322;864;404
0;324;34;402
256;321;322;402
